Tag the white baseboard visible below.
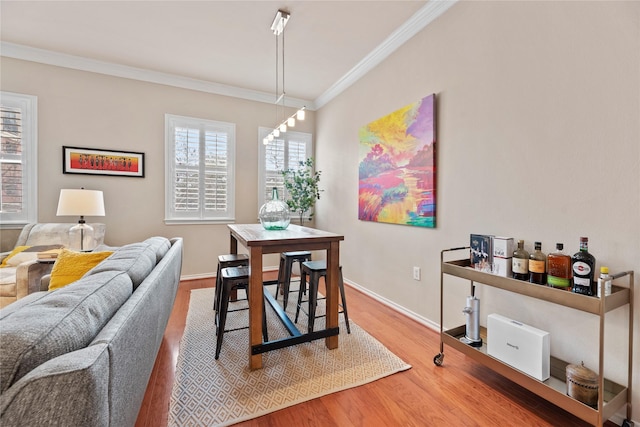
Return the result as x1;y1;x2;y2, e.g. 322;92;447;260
342;276;440;333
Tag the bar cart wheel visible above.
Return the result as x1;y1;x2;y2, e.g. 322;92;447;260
433;353;444;366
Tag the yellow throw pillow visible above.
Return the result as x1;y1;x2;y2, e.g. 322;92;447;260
48;249;113;291
0;246;31;267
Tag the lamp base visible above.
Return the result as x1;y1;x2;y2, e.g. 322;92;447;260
69;223;96;252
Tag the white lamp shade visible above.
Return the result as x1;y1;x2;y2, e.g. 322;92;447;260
57;189;105;217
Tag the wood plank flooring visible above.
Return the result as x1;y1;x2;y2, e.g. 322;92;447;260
135;273;616;426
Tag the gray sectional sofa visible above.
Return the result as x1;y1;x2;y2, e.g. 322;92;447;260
0;236;183;427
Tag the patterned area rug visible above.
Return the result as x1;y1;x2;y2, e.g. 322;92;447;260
168;286;411;426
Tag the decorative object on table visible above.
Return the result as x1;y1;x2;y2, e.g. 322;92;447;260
56;188;106;251
168;287;410;427
547;243;572;290
470;234;493;272
281;158;322;226
492;236;514;277
512;239;530;281
566;361;598;408
62;146;144;177
261;9;307;146
258;187;290;230
487;313;550;381
460;294;482;347
358;94;436;228
571;236;596;296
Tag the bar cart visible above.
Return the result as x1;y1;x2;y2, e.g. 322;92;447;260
433;247;634;427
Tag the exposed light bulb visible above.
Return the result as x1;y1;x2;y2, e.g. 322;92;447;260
287;117;296;127
267;133;274;141
279;123;287;133
263;137;270;145
273;129;280;137
296;108;306;120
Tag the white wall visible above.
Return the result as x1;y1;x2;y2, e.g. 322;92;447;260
315;0;640;421
0;57;315;276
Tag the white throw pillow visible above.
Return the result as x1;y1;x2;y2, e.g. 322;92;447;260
4;252;39;267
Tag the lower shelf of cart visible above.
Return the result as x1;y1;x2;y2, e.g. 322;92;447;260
441;325;628;425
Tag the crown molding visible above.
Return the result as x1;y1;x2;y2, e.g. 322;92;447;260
313;0;457;109
1;1;456;112
0;41;313;110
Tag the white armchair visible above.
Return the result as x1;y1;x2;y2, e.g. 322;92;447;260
0;223;106;308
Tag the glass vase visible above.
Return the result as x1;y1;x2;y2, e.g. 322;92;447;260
259;187;290;230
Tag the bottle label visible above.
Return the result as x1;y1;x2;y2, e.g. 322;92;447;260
548;275;570;288
573;261;591;276
512;258;528;274
529;259;545;273
573;276;590;287
597;277;612;298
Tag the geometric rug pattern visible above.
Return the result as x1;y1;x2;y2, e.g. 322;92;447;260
168;286;411;426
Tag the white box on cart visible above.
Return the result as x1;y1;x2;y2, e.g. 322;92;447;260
487;313;550;381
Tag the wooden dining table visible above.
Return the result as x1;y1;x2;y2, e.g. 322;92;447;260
227;223;344;370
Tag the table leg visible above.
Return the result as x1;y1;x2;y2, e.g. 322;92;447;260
249;246;264;370
325;241;340;349
230;234;238;254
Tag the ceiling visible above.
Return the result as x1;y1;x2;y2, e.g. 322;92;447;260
0;1;453;109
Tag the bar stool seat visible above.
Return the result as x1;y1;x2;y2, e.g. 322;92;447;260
276;251;312;310
295;260;351;334
213;253;249;314
215;266;268;359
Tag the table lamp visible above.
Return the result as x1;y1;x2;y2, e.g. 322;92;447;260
56;188;105;251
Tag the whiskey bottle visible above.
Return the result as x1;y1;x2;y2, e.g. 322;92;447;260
572;237;596;296
547;243;571;290
511;240;529;281
529;241;546;285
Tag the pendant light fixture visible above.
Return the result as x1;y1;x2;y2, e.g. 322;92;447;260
263;9;306;145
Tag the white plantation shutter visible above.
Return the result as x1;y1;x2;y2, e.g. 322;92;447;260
0;92;37;226
258;127;312;209
166;115;235;223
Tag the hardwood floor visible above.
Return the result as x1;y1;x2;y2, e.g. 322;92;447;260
136;273;616;427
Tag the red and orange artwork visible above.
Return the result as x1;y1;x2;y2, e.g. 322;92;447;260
69;152;140;173
358;94;436;228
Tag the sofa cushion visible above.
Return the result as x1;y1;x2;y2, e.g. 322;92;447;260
86;242;155;290
48;250;114;291
0;270;133;393
144;237;171;263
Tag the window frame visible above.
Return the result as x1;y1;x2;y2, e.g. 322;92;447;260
165;114;236;224
257;127;313;213
0;91;38;228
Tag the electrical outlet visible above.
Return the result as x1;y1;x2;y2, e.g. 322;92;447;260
413;266;421;281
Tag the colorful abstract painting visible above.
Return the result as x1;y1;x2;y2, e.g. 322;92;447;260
358;94;436;227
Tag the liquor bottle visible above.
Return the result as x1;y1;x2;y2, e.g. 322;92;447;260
529;241;546;285
547;243;571;290
572;237;596;296
511;240;529;281
597;266;612;298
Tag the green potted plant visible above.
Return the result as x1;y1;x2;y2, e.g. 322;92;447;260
281;158;322;226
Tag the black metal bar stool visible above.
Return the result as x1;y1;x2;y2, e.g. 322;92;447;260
215;266;268;359
213;253;249;314
295;260;351;334
276;251;312;310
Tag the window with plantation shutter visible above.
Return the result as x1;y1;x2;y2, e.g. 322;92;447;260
0;92;37;227
165;114;235;223
258;127;312;213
